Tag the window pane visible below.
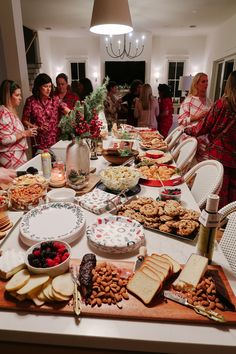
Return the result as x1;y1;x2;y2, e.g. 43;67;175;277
168;62;176;79
71;63;78;80
79;63;86;79
176;62;184;77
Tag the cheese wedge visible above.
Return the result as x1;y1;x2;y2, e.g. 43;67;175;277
173;254;208;291
17;274;49;295
0;249;25;279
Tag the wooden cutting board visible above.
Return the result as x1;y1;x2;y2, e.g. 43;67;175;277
0;261;236;325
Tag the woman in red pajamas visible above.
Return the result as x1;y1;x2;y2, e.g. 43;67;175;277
185;71;236;208
157;84;173;138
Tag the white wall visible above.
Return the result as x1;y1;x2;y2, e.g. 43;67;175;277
150;35;207;95
38;33;100;87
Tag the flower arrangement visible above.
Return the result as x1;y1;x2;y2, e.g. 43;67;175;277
59;79;108;141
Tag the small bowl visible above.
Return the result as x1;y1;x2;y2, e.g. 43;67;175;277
145;150;164;159
159;187;182;202
102;149;139;165
25;240;71;277
47;188;76;203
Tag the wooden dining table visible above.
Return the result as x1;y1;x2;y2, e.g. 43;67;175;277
0;138;236;354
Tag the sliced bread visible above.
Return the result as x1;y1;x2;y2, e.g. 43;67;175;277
141;265;162;282
150;254;173;275
161;254;181;274
127;270;162;304
140;260;166;282
145;256;170;278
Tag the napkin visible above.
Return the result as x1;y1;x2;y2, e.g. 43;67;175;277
77;189;121;215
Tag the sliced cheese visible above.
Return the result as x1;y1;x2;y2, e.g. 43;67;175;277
17;274;49;295
173;254;208;291
52;272;74;297
5;269;30;292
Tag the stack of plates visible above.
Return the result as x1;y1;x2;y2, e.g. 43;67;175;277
20;202;85;246
87;215;145;254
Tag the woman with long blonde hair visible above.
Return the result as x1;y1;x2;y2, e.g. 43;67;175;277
185;70;236;208
134;84;159;129
178;72;212;160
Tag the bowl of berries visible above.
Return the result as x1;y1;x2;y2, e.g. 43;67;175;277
25;240;71;277
159;187;182;202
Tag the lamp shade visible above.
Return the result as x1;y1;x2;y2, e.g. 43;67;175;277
178;76;193;91
90;0;133;35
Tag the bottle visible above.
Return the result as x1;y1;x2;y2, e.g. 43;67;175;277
197;194;220;263
41;150;52;179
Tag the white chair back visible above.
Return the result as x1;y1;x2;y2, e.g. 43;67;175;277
218;201;236;227
172;137;197;172
219;211;236;274
184;159;224;209
164;127;183;151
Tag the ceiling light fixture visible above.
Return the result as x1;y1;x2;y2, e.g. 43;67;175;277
90;0;133;35
105;33;145;59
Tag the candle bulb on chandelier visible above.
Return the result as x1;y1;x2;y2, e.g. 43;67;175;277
105;37;108;48
142;35;145;44
136;39;139;49
118;40;121;50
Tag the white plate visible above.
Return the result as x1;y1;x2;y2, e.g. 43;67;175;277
86;215;145;254
20;202;85;246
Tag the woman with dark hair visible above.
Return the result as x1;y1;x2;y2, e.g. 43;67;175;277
185;70;236;208
104;81;121;131
55;73;78;109
157;84;173;138
22;73;70;154
78;78;93;101
0;80;37;168
122;79;142;126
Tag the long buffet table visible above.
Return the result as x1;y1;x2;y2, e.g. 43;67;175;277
0;139;236;354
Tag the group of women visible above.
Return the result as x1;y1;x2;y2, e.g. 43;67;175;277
0;70;236;208
104;80;174;137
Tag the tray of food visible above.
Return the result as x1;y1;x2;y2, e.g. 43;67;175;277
136;164;183;187
113;196;200;241
0;250;235;325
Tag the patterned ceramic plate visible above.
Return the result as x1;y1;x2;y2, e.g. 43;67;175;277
20;202;85;246
86;215;145;254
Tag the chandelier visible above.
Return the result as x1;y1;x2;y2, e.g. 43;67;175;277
105;33;145;59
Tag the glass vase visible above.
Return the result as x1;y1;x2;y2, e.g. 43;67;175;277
66;138;90;184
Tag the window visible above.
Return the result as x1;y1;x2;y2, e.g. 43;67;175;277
168;61;184;98
213;56;236;100
70;62;86;81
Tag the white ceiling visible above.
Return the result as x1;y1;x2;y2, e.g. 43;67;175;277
21;0;236;37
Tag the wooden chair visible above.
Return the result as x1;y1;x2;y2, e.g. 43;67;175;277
183;159;224;209
171;137;197;173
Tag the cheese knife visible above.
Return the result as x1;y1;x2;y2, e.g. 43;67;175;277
134;246;147;272
164;290;225;323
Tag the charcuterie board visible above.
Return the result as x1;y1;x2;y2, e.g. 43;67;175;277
0;260;235;325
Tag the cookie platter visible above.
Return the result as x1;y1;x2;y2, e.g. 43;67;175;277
111;196;200;242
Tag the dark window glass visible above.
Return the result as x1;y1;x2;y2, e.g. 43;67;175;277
79;63;86;79
71;63;78;80
168;61;184;98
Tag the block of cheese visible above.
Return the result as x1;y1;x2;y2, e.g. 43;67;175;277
173;254;208;291
0;249;25;279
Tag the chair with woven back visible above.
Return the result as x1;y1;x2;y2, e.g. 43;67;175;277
218;211;236;275
171;137;198;174
183;159;224;209
164;127;183;151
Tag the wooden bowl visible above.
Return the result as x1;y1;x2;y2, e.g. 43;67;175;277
102;149;139;165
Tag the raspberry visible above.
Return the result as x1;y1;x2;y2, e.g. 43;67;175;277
61;252;69;262
46;258;56;267
53;241;62;249
33;250;41;257
54;255;61;264
57;246;66;254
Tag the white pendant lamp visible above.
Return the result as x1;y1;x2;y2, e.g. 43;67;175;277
90;0;133;35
